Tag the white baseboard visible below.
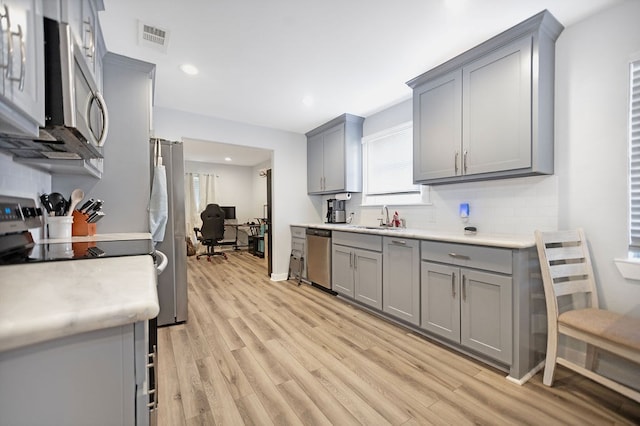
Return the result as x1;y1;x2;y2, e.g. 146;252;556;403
506;360;545;385
270;272;288;281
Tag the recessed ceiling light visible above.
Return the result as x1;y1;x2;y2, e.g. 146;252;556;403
180;64;199;75
224;157;232;162
302;95;314;107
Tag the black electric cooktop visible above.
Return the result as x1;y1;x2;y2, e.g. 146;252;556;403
1;238;155;265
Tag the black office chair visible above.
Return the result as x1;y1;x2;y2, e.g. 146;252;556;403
194;204;227;260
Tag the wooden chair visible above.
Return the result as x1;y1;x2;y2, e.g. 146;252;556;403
535;229;640;402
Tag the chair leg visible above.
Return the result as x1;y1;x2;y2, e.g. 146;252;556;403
543;326;559;386
585;343;598;371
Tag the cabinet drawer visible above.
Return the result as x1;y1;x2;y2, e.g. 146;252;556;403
333;231;382;252
421;241;512;274
291;226;306;239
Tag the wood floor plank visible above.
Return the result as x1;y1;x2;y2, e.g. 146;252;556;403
169;326;212;421
157;327;186;426
232;346;304;425
156;253;640;425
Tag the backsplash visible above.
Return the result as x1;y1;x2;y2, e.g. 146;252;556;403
0;152;51;198
344;175;558;236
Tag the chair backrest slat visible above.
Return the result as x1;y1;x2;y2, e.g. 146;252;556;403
545;245;585;262
549;262;589;280
553;279;593;297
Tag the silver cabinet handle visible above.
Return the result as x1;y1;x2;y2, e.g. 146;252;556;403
83;19;95;61
451;272;456;297
349;251;353;268
7;23;25;91
0;5;9;71
462;275;467;301
454;151;459;175
354;253;357;270
463;150;468;173
448;252;470;260
391;240;406;245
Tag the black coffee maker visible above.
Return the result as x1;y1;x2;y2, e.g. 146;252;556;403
326;199;346;223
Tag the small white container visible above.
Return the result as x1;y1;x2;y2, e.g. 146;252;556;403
47;216;74;239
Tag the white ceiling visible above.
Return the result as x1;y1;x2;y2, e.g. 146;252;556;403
100;0;622;164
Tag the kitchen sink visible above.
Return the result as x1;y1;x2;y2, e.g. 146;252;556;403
351;225;404;231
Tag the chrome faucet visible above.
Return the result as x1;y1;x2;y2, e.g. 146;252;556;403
381;205;390;226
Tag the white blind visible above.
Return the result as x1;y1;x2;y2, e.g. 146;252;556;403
629;59;640;248
363;123;419;195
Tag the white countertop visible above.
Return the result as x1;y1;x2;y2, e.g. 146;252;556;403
41;232;152;244
293;223;535;249
0;233;159;353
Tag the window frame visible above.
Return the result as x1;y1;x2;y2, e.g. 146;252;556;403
628;56;640;252
361;121;430;206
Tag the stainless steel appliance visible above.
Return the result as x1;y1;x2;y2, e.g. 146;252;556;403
1;18;108;160
306;228;332;289
327;199;346;223
151;139;188;326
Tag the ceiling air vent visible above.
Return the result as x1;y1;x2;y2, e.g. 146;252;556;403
138;21;170;53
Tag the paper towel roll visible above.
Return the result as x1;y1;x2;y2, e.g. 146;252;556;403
335;193;351;201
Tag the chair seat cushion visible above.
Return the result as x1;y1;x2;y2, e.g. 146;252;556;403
559;308;640;352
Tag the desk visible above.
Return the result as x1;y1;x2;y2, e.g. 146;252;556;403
223;223;262;250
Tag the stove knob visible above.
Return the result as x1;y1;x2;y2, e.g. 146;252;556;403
21;207;37;218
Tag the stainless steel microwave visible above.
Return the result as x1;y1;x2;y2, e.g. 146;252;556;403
1;18;109;160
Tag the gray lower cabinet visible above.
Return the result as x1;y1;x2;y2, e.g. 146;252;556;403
0;322;150;426
382;237;420;325
421;261;512;364
332;231;382;309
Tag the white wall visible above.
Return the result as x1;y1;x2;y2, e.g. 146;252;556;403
185;160;258;223
153;106;319;280
556;0;640;316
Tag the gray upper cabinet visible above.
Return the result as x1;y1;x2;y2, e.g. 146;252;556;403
408;10;563;185
306;113;364;194
383;237;420;325
0;0;45;137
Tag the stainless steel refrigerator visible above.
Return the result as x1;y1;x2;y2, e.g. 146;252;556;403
151;139;188;326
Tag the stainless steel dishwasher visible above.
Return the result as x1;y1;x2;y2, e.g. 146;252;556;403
306;228;332;289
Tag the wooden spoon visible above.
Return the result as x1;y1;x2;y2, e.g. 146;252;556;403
66;188;85;216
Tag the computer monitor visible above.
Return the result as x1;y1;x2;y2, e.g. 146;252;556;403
220;206;236;220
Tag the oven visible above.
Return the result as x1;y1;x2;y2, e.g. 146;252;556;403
0;195;159;425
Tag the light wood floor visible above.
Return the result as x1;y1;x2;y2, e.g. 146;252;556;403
158;251;640;425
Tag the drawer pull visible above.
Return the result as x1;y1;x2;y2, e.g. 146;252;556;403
391;240;406;245
448;252;470;260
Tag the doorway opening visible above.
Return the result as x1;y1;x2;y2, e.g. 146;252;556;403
182;138;273;275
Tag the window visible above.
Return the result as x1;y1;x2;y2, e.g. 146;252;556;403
362;121;429;205
629;58;640;251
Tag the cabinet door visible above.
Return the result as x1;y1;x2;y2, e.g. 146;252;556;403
420;261;460;342
322;123;345;192
332;244;354;297
413;69;462;181
383;237;420;325
0;0;44;134
353;248;382;309
460;268;512;364
462;36;532;176
307;132;324;193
